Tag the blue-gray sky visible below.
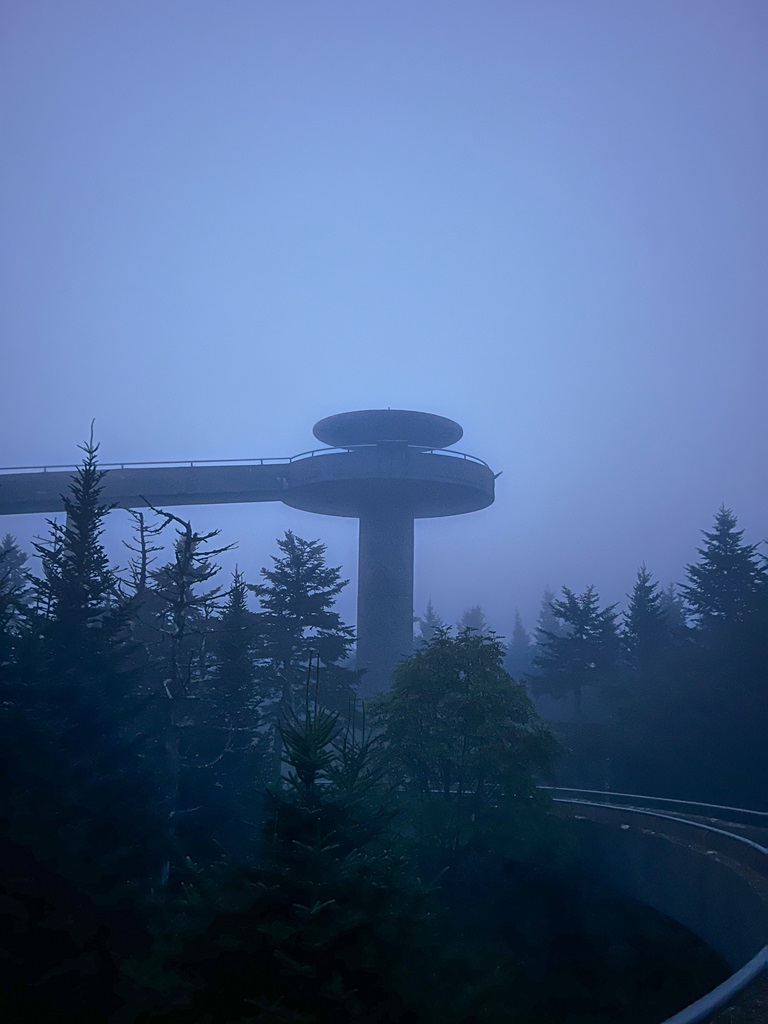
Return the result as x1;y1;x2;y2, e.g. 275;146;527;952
1;1;766;635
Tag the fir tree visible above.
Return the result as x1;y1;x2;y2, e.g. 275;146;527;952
30;428;123;661
415;598;446;646
138;658;460;1024
531;585;620;719
681;505;768;630
658;584;688;635
0;435;164;1017
147;512;233;887
210;567;259;721
676;508;768;804
622;564;669;675
505;609;533;680
201;568;272;854
457;603;489;634
534;586;567;643
0;533;28;671
251;530;357;714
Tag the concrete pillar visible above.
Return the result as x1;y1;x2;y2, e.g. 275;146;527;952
356;502;415;697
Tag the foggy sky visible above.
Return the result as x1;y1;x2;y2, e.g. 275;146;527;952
1;1;766;636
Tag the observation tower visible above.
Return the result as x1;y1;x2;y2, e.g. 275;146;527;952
0;409;496;694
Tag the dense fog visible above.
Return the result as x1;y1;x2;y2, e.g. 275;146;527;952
1;3;765;1022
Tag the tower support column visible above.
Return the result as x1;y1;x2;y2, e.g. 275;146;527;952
356;504;414;697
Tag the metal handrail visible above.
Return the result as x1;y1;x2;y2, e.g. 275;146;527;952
541;786;768;822
553;796;768;856
0;444;491;475
555;792;768;1024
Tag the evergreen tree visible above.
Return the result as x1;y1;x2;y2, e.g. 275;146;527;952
0;533;29;670
374;629;559;872
457;603;489;634
0;436;164;1018
250;530;357;714
681;505;768;631
415;598;446;646
675;508;768;804
658;583;688;636
531;585;620;719
147;512;233;886
30;430;123;657
200;568;272;854
505;609;533;680
210;567;259;719
138;658;462;1024
12;433;163;893
123;508;169;598
534;586;567;644
622;564;669;675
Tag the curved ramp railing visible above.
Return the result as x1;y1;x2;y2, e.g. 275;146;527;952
544;786;768;1024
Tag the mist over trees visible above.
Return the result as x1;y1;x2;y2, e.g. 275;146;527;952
0;440;763;1021
2;441;583;1022
415;503;767;808
513;506;768;806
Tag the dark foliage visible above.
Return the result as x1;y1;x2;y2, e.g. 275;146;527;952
134;663;468;1023
373;628;561;875
530;585;621;720
250;530;359;718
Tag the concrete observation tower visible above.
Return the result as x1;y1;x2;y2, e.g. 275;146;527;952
290;410;496;693
0;409;496;695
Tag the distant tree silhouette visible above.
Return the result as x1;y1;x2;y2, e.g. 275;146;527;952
658;583;688;635
534;586;567;642
531;585;620;720
415;598;446;646
622;564;669;676
505;609;533;680
457;603;489;634
675;508;768;804
681;506;767;631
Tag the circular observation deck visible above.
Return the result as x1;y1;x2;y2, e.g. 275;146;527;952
313;409;463;449
282;410;494;519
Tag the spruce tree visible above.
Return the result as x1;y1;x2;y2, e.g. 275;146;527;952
505;609;533;680
534;586;567;643
11;432;163;894
0;435;164;1018
531;585;620;719
0;533;28;672
415;598;446;647
210;567;259;718
676;508;768;804
658;584;688;636
147;512;233;886
457;603;490;634
622;564;669;675
138;658;460;1024
681;505;768;630
201;568;272;854
251;530;357;714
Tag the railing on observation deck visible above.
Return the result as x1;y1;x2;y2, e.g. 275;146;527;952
0;444;491;475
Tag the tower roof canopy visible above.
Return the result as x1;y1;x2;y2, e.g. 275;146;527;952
313;409;463;449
